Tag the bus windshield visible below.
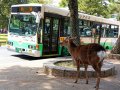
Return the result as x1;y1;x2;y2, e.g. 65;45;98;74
9;14;37;36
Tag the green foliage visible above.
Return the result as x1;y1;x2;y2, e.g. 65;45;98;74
0;0;19;28
59;0;116;18
83;0;111;17
59;0;68;7
110;0;120;20
28;0;52;4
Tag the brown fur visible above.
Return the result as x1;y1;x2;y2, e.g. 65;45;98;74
60;37;106;90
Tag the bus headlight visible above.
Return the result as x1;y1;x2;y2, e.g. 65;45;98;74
28;45;36;50
8;41;13;46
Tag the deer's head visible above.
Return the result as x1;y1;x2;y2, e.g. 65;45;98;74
60;37;76;47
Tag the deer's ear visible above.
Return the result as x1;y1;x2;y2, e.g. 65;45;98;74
67;36;71;39
64;37;69;42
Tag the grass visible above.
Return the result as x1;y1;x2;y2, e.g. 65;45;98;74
0;34;7;45
55;61;76;68
55;61;84;69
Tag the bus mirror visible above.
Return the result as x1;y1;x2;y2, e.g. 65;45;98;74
31;11;41;23
31;11;37;16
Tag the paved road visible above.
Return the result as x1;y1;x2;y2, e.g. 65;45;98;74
0;46;120;90
0;46;54;68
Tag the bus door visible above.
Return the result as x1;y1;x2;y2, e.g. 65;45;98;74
43;17;59;55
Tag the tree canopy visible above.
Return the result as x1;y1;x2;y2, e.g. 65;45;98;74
59;0;117;18
0;0;19;28
27;0;52;4
110;0;120;20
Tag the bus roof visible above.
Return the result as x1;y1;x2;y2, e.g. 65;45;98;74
11;3;42;7
42;5;120;25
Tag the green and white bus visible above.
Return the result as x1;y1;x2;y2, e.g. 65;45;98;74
7;4;120;57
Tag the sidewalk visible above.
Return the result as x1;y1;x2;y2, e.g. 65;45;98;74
0;57;120;90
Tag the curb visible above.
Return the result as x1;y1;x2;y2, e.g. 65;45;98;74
108;54;120;60
43;59;116;78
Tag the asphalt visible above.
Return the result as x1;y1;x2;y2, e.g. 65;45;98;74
0;55;120;90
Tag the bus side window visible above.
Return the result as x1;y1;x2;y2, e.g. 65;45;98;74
79;20;92;37
111;25;119;38
45;18;50;34
38;19;42;44
63;18;70;36
102;24;119;38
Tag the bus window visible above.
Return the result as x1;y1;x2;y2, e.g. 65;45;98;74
95;24;102;36
53;18;59;37
45;18;50;34
111;25;118;37
106;25;111;37
101;24;106;37
79;20;92;37
9;14;37;36
63;18;71;36
101;24;118;38
101;24;110;37
10;15;20;29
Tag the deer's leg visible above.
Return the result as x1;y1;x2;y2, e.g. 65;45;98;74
95;71;101;90
92;65;101;90
74;63;80;83
84;64;88;84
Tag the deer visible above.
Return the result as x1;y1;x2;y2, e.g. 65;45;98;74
60;37;106;90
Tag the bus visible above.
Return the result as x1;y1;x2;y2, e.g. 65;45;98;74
7;4;120;57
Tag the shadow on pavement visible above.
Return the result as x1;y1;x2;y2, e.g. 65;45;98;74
0;65;58;90
11;54;58;61
0;62;120;90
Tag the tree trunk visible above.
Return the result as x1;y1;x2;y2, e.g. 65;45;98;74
68;0;80;46
111;35;120;54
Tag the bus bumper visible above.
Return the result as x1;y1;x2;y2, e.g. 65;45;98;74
7;45;41;57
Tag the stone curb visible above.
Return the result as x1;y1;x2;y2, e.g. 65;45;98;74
43;59;116;78
108;54;120;60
